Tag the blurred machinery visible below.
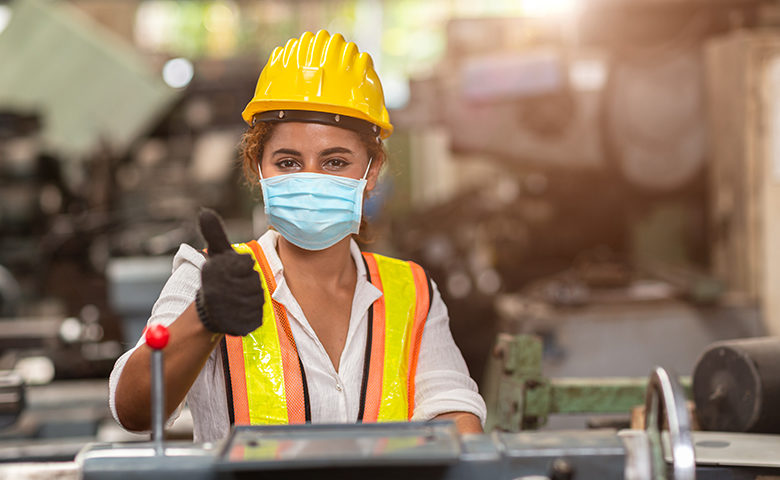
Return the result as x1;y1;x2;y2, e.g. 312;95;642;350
0;0;258;348
0;109;124;380
0;1;269;465
0;0;209;465
482;334;780;437
0;111;67;301
0;0;178;159
0;0;185;344
0;372;23;431
481;333;780;471
482;334;693;433
706;31;780;335
388;4;773;387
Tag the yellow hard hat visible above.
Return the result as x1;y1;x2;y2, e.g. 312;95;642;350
242;30;393;139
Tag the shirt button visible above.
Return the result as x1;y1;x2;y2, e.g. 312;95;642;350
336;383;342;392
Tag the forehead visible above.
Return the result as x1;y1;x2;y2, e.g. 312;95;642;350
264;122;365;153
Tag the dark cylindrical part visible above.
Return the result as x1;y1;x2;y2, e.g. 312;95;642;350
0;372;24;430
693;337;780;433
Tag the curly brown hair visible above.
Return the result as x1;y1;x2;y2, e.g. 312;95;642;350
237;120;389;243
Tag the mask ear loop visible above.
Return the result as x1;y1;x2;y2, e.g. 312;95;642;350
362;158;373;180
257;162;265;181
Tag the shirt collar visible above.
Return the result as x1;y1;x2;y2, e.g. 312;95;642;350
255;230;383;348
256;230;375;294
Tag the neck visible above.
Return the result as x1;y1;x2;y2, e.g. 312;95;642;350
276;235;356;289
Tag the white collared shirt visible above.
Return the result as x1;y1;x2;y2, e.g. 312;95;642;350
108;230;486;442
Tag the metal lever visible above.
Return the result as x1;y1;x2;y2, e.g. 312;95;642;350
145;324;170;456
644;366;696;480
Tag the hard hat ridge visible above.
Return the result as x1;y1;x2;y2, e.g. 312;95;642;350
305;30;329;66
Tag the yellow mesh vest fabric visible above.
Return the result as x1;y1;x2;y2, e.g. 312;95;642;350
227;246;422;424
232;243;288;424
372;254;418;421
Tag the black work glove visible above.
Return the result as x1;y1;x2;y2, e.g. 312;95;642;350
195;208;264;336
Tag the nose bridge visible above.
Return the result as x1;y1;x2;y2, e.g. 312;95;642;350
299;154;321;173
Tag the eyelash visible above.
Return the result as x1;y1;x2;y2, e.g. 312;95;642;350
276;158;299;169
274;158;350;169
325;158;349;168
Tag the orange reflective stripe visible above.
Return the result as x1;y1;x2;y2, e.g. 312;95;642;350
246;241;307;424
407;261;430;418
225;335;250;424
361;252;386;422
233;242;288;424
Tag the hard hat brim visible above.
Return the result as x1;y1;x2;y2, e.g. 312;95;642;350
242;100;393;139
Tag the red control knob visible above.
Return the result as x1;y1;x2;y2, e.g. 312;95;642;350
145;324;170;350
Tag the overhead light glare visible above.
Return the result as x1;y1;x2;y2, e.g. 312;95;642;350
204;2;237;33
0;5;12;35
522;0;579;17
570;58;607;91
162;57;194;88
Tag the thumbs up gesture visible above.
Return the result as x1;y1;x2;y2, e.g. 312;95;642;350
195;209;264;336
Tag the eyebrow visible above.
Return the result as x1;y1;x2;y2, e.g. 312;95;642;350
271;148;301;157
319;147;354;156
271;147;355;157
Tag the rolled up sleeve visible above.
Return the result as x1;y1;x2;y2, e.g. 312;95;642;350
108;243;206;429
411;279;487;425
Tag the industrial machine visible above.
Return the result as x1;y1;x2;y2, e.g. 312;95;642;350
482;333;694;432
65;327;780;480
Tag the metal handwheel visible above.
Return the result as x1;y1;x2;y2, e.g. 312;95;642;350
644;367;696;480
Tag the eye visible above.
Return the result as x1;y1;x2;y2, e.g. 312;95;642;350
323;157;349;170
275;158;301;170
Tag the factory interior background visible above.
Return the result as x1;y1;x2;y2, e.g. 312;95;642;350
2;0;780;472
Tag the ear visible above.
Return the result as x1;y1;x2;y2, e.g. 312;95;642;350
365;154;383;193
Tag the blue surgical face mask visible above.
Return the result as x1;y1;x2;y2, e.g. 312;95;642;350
258;160;372;251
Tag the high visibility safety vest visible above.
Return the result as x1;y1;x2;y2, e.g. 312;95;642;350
220;240;432;425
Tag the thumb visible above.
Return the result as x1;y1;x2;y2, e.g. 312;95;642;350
199;208;232;255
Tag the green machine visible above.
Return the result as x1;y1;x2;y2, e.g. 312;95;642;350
482;334;692;432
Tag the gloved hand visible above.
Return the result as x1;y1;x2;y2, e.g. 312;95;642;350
195;208;264;336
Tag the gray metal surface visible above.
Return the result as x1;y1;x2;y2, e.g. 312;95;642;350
107;256;174;347
74;423;634;480
78;442;215;480
0;380;110;461
0;461;79;480
218;422;461;470
496;298;764;379
151;350;164;455
688;432;780;468
0;437;92;463
619;430;653;480
498;429;625;457
496;429;627;480
65;422;780;480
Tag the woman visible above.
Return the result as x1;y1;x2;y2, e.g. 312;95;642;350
110;30;485;442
